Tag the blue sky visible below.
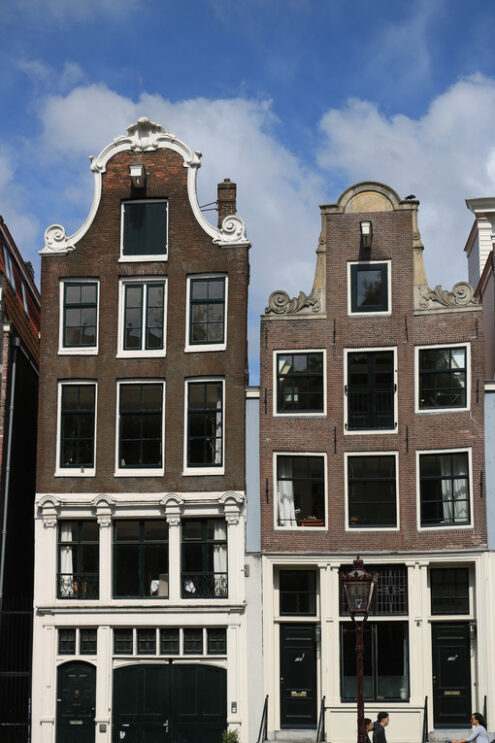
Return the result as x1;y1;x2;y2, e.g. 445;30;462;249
2;0;495;378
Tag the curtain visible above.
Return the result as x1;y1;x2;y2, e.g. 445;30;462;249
60;523;74;596
215;387;222;464
213;520;227;596
277;458;297;527
453;456;469;521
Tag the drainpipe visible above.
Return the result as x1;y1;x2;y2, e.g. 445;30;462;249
0;333;20;633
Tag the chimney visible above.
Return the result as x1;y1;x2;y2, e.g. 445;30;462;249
217;178;237;228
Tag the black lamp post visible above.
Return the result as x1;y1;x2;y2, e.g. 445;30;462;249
340;556;378;743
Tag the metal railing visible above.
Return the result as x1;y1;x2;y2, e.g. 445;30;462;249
181;572;228;598
256;694;268;743
421;696;429;743
316;696;326;742
347;387;395;430
57;573;99;599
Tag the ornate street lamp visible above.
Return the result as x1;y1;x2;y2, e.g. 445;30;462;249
340;556;379;743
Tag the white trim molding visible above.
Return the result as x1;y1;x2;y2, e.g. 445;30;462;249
41;118;249;256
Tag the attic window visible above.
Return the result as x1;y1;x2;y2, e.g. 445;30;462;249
121;200;168;261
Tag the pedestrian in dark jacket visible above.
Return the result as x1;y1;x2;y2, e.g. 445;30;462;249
373;712;390;743
364;718;373;743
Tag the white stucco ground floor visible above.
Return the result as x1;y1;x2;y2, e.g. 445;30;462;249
261;550;495;743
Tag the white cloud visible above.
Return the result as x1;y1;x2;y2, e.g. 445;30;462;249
0;150;40;258
318;73;495;289
36;85;325;376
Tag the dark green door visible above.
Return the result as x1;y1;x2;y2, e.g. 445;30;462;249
113;664;226;743
432;623;471;728
56;661;96;743
280;624;317;728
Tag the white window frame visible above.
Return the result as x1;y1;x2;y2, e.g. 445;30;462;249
58;279;100;356
115;379;166;477
55;380;97;477
347;259;392;317
183;378;225;476
117;277;167;358
416;447;473;532
344;451;400;532
415;342;470;414
21;281;29;316
343;346;398;435
185;274;228;353
273;451;328;531
2;244;15;289
119;199;168;263
273;349;327;417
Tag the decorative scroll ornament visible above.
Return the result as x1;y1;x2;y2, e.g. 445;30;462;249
213;215;249;246
43;224;76;254
265;288;322;316
37;495;61;528
416;282;479;310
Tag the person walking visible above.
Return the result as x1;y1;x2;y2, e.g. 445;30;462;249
364;718;373;743
450;712;489;743
372;712;389;743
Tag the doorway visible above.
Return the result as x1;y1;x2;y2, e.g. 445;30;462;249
56;661;96;743
112;663;226;743
432;623;471;728
280;624;317;728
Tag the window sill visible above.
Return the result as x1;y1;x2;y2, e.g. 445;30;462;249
182;467;225;476
116;350;166;359
114;467;165;477
418;523;473;531
274;525;327;532
58;347;98;356
344;428;397;435
184;344;226;353
346;525;399;532
119;254;167;263
274;411;326;418
416;406;469;414
55;468;95;477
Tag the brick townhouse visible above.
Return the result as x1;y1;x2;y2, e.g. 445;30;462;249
31;118;251;743
0;218;40;742
259;182;491;743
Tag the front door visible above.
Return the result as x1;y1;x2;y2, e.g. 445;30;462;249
280;624;317;728
56;661;96;743
432;623;471;728
113;664;226;743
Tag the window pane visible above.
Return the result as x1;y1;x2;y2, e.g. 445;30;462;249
123;201;167;256
63;282;97;348
137;629;156;655
184;629;203;655
348;456;397;527
351;263;388;313
431;568;469;614
160;628;179;655
420;453;470;526
58;629;76;655
189;278;225;345
277;455;325;527
207;628;226;654
80;629;97;655
280;571;317;615
277;352;324;413
114;629;133;654
187;382;223;467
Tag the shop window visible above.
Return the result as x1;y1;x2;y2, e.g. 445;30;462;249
113;520;169;598
347;454;397;528
276;454;325;528
58;521;99;600
341;622;409;701
114;629;133;655
121;200;167;259
276;352;324;414
181;519;227;598
58;629;76;655
279;570;317;615
419;451;470;527
340;565;408;616
207;628;227;655
184;629;203;655
430;568;469;615
160;628;180;655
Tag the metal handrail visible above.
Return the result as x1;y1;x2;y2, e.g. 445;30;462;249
421;696;429;743
256;695;268;743
316;696;326;742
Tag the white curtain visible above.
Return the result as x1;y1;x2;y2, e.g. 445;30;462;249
213;520;227;596
440;456;453;523
60;523;74;596
453;457;469;521
277;458;297;527
214;388;222;464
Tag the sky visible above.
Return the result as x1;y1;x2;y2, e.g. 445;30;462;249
2;0;495;381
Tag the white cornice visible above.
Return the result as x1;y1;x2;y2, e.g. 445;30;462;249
41;117;249;256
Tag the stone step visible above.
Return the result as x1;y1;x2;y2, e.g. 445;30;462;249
272;730;316;742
